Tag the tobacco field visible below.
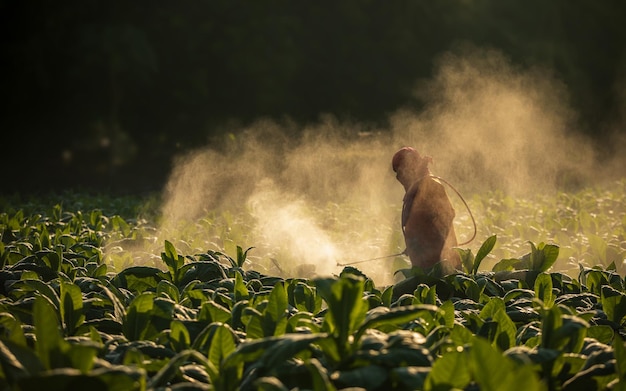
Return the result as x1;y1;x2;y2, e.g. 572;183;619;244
1;179;626;390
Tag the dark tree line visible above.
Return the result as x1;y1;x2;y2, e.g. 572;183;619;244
2;1;625;194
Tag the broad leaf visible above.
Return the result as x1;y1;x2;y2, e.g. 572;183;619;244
306;358;336;391
474;235;497;274
534;273;555;308
60;280;85;335
602;285;626;324
425;348;470;389
357;304;440;341
33;296;67;370
208;323;237;369
614;334;626;383
316;275;367;356
169;320;191;351
122;292;155;341
469;337;543;391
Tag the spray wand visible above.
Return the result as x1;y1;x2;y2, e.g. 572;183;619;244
336;251;405;267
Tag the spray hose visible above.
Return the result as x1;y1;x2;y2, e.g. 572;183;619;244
430;175;477;246
336;175;477;267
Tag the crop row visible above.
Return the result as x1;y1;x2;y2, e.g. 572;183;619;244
1;204;626;390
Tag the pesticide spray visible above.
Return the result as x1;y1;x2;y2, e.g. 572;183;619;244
109;45;624;286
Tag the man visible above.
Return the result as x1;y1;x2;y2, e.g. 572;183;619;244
392;147;461;274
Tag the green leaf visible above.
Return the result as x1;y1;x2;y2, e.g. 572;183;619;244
525;242;559;272
306;358;336;391
316;275;368;355
469;337;543;391
602;285;626;324
254;377;289;391
439;300;455;328
457;248;475;275
221;337;273;369
413;283;437;305
266;333;327;369
169;320;191;351
540;305;563;350
357;304;440;341
0;339;45;384
112;266;167;293
474;235;497;274
156;279;180;302
480;298;516;350
538;244;559;272
468;338;508;390
177;260;228;287
234;270;250;302
236;246;254;268
89;209;103;228
552;315;588;353
199;300;232;324
65;342;99;374
191;322;221;353
246;282;290;338
110;215;131;236
534;273;555;308
334;365;388;389
33;296;67;370
122;292;155;341
60;280;85;336
586;325;614;345
0;313;26;346
392;367;430;390
492;258;523;272
425;348;470;389
448;274;483;301
147;349;209;389
208;323;237;369
449;323;474;346
381;285;394;307
90;262;107;278
287;311;318;334
266;282;288;324
37;249;62;272
479;296;506;322
291;281;320;313
162;240;184;281
97;283;126;323
244;307;265;340
164;240;178;266
614;334;626;382
13;279;61;312
15;367;145;390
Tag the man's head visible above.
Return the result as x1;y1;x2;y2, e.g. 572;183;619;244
392;147;432;190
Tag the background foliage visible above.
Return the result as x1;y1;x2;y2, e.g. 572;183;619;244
2;0;625;193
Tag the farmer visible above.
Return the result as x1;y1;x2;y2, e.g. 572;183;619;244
392;147;461;274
